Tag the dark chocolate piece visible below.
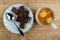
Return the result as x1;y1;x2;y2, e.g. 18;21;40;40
12;6;31;29
12;7;17;14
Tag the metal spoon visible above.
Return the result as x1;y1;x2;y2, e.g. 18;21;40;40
6;13;24;37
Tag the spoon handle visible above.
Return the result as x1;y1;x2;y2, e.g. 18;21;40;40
13;21;24;37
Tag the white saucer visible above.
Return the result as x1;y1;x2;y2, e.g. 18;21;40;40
3;4;33;34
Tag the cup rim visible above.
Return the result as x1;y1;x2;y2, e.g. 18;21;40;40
35;8;54;26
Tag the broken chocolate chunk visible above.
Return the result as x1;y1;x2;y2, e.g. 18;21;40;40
12;6;31;29
20;22;25;29
12;7;17;14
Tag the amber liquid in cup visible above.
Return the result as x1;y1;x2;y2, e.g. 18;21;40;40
37;8;54;25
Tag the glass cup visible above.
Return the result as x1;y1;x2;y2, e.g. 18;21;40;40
35;8;57;29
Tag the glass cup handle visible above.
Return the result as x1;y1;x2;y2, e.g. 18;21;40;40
51;23;57;29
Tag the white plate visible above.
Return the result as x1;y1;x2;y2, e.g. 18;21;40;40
3;4;33;34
